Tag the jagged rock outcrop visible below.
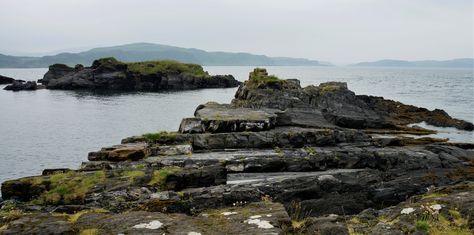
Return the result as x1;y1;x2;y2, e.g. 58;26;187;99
3;80;43;91
1;68;473;234
36;57;241;91
0;74;15;84
232;68;473;130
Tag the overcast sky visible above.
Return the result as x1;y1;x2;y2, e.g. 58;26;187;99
0;0;472;63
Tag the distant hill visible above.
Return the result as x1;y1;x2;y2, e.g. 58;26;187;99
0;43;326;68
353;58;474;68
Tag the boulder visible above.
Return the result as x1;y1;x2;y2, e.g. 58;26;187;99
39;64;75;86
179;102;278;133
88;143;148;161
3;80;39;91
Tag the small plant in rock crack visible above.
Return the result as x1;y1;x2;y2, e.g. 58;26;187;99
287;200;312;231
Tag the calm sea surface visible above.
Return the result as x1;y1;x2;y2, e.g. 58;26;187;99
0;66;473;184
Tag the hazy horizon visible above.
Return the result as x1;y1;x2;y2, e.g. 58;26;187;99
1;0;473;64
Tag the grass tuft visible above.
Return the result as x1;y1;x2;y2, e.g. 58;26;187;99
122;170;145;182
142;131;177;142
415;220;429;231
149;167;181;189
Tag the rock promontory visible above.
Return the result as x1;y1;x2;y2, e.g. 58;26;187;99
36;57;241;91
0;75;15;84
1;68;473;234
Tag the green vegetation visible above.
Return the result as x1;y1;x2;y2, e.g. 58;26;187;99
79;228;100;235
248;68;283;87
421;192;448;199
92;57;123;68
245;67;297;90
122;170;145;182
0;209;25;221
68;209;109;223
127;60;209;77
303;146;317;156
287;201;310;232
424;214;472;235
250;74;280;83
142;131;178;142
20;176;43;186
34;171;106;204
149;167;181;189
415;220;429;231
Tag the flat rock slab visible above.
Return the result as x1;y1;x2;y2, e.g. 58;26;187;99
227;169;364;185
179;102;279;133
276;108;336;128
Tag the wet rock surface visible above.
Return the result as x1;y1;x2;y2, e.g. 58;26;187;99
1;68;473;234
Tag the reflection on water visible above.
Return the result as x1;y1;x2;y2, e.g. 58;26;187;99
0;66;473;184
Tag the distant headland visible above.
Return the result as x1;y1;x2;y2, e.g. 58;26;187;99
0;43;327;68
353;58;474;68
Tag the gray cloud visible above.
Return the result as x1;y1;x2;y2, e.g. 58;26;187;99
0;0;472;63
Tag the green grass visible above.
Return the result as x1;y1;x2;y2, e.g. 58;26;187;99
20;176;43;186
149;167;181;189
142;131;178;142
68;209;109;223
249;74;280;82
35;171;106;204
122;170;145;182
422;192;448;199
415;220;429;231
127;60;209;77
246;68;295;89
79;228;100;235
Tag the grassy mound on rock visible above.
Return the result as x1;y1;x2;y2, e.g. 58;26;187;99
33;171;106;205
92;57;210;77
127;60;209;77
246;68;297;89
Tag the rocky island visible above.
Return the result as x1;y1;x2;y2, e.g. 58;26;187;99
1;68;473;234
3;57;240;91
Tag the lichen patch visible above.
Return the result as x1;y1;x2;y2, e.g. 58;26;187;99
132;220;163;229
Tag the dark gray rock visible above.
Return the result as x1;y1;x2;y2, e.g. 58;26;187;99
0;74;15;84
3;80;39;91
41;58;241;91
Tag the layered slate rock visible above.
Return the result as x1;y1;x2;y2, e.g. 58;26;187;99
1;68;473;234
232;69;473;130
36;57;241;91
1;202;290;235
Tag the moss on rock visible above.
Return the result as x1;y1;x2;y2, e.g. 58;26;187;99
142;131;178;143
149;167;182;189
34;171;106;205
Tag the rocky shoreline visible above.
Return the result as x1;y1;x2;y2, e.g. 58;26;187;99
2;57;241;92
1;68;473;234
